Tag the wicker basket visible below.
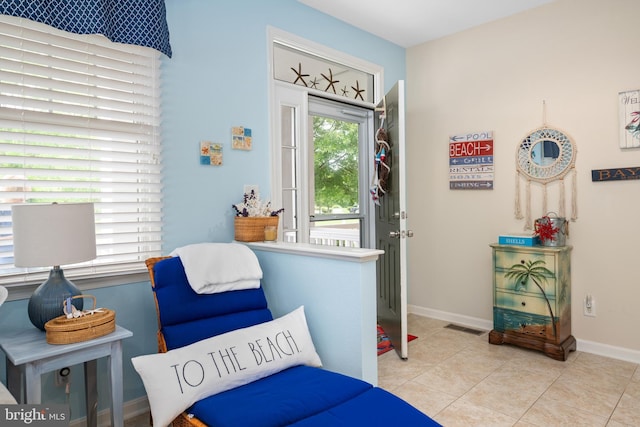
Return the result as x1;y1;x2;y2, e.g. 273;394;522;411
234;216;279;242
44;295;115;345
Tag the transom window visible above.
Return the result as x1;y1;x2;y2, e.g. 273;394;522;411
273;41;375;103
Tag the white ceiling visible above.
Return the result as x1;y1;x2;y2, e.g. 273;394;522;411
297;0;555;47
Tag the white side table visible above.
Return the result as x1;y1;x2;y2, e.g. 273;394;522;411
0;325;132;427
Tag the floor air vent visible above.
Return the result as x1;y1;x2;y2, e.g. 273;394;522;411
444;324;486;335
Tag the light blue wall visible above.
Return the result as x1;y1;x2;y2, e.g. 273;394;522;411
0;1;405;421
253;248;379;385
161;0;406;251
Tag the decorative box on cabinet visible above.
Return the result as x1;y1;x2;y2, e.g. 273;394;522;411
489;244;576;361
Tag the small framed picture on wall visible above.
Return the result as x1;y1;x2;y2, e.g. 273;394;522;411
231;126;252;150
200;141;223;166
619;89;640;149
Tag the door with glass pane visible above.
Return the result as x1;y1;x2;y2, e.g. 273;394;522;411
307;97;371;248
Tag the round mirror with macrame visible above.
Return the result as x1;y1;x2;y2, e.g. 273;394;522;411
516;127;575;182
514;126;577;229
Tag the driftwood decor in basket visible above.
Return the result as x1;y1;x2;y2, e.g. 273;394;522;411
232;190;283;242
44;295;115;345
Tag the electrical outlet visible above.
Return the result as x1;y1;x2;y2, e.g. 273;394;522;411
583;294;596;317
243;185;259;196
55;367;71;386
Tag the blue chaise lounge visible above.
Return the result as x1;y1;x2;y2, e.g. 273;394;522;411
136;253;440;427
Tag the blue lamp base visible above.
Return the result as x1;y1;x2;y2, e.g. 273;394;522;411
28;266;83;331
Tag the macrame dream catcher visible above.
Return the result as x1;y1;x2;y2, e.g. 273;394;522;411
514;125;578;229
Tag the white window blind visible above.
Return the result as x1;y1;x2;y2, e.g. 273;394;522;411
0;15;163;286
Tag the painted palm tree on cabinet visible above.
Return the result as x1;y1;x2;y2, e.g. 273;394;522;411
505;259;557;339
490;244;575;361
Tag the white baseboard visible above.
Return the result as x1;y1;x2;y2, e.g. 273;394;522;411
69;395;149;427
577;338;640;364
408;304;640;365
408;304;493;332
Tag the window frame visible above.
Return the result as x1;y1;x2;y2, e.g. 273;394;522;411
267;27;383;247
0;16;162;300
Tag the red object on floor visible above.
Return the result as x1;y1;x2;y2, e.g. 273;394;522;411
377;324;417;356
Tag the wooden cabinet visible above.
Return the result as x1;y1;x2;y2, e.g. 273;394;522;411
489;244;576;361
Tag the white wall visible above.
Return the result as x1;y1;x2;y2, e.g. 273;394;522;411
406;0;640;358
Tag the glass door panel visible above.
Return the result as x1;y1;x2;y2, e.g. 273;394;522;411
308;97;371;248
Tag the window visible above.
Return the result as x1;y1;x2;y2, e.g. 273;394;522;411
269;28;382;248
277;94;371;248
0;15;162;287
307;97;371;248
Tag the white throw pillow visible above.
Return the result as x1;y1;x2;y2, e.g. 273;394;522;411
131;306;322;427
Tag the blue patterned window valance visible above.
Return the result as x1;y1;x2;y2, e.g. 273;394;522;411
0;0;172;57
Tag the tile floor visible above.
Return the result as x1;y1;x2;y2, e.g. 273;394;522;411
378;314;640;427
125;314;640;427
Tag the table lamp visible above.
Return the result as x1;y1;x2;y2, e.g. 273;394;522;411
12;203;97;331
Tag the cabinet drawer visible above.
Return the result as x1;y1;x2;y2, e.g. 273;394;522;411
494;249;556;274
494;290;553;317
494;273;556;298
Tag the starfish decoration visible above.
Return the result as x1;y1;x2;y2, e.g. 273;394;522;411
341;86;349;97
309;77;320;89
290;62;309;87
351;80;365;101
321;68;339;94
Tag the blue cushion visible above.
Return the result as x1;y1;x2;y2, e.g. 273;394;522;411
152;256;273;349
162;308;273;350
189;365;373;427
289;387;441;426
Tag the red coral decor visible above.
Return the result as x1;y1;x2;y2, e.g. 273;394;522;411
534;216;559;244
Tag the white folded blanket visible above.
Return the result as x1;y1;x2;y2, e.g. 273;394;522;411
170;243;262;294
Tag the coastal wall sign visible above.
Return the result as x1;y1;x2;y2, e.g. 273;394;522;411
591;166;640;182
449;131;494;190
619;89;640;148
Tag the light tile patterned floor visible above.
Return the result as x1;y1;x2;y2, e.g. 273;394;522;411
378;314;640;427
125;313;640;427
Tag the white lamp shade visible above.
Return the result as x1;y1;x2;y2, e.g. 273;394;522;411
12;203;97;267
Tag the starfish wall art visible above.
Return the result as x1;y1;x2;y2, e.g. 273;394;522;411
290;62;367;102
